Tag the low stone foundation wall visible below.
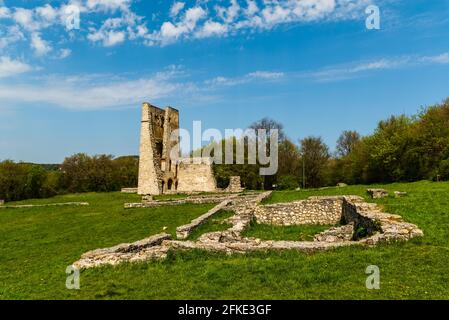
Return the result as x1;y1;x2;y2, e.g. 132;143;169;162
124;194;237;208
74;193;423;269
0;202;89;209
74;233;172;269
342;197;423;244
121;188;138;194
254;196;343;225
176;199;233;239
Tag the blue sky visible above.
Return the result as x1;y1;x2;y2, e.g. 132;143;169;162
1;0;449;163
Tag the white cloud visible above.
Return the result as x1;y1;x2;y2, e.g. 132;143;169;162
0;69;196;110
1;51;449;111
184;7;208;28
196;20;228;38
170;2;185;17
215;0;240;23
248;71;285;79
12;8;36;30
305;53;449;82
0;25;25;49
0;0;374;52
31;32;52;56
87;8;147;47
421;53;449;64
86;0;131;12
0;6;10;18
0;65;285;110
0;56;32;78
245;0;259;16
36;4;58;23
149;6;207;45
148;0;371;46
87;17;128;46
206;70;285;87
105;31;126;46
58;48;72;59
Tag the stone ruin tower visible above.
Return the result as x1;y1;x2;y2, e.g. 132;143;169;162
138;103;180;195
137;102;218;196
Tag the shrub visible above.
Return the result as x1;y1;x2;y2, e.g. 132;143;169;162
276;175;299;190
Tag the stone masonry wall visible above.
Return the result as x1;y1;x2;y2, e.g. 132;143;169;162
176;157;217;193
254;197;343;225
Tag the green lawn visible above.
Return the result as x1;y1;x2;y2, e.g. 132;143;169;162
186;210;234;240
1;181;449;299
242;219;335;241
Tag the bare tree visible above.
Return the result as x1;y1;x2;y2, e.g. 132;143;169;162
336;130;361;157
249;117;286;142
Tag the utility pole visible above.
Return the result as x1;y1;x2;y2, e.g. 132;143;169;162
302;151;306;189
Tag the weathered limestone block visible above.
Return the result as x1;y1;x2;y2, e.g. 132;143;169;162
121;188;138;194
367;188;389;198
142;195;154;203
394;191;407;198
0;200;4;206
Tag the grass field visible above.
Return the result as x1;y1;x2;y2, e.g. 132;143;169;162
1;181;449;299
242;220;335;241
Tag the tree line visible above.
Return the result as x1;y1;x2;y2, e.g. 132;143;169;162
0;155;138;201
214;98;449;189
1;98;449;201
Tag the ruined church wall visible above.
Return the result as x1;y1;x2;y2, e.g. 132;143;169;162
176;158;217;193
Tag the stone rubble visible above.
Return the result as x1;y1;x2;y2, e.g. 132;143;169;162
394;191;408;198
367;188;389;199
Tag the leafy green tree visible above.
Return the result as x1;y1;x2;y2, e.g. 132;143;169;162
113;156;139;188
0;161;28;201
299;136;330;188
60;153;92;193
